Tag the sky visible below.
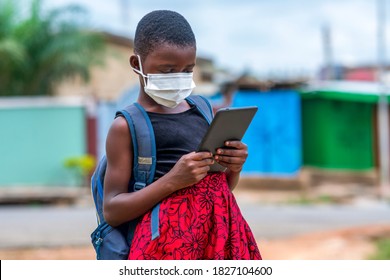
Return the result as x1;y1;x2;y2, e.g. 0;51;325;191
36;0;390;77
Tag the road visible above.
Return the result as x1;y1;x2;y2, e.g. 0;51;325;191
0;197;389;249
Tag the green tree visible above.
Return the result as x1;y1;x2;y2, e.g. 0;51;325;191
0;0;105;96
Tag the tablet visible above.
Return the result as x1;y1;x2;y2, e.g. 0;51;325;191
197;106;258;172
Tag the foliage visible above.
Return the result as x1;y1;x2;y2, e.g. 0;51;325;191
64;154;96;187
369;238;390;260
0;0;105;96
64;154;96;176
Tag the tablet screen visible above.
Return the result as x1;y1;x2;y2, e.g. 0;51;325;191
197;106;258;172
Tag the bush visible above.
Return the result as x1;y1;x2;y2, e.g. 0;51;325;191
369;238;390;260
64;155;96;187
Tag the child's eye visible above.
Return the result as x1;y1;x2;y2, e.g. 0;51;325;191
183;65;195;73
158;68;193;74
158;67;175;73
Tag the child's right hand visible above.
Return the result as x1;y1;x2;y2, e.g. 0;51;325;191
167;151;214;190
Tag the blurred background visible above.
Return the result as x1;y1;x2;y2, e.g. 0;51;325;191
1;0;390;260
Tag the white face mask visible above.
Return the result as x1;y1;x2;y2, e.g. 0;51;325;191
132;55;196;108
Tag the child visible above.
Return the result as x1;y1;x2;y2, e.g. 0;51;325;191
103;10;261;260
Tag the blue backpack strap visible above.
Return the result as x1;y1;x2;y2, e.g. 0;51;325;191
186;95;213;124
115;103;160;240
91;155;107;225
117;103;157;189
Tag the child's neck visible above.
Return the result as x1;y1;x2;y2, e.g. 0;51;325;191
137;93;191;114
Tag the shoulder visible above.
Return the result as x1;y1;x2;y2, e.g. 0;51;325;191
105;116;134;165
106;116;132;146
110;115;130;133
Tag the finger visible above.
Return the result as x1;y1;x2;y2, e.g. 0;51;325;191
214;160;242;172
215;155;246;165
200;165;211;173
216;148;248;158
198;158;215;167
194;166;211;180
215;159;239;169
225;141;247;149
191;151;213;160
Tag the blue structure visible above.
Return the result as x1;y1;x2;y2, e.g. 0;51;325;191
209;90;302;177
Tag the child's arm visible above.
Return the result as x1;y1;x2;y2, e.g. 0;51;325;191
214;141;248;190
103;117;214;227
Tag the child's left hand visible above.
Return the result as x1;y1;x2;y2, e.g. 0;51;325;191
214;141;248;173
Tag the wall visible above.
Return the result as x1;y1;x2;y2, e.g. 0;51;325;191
302;97;375;170
209;90;302;176
56;44;138;101
0;97;86;187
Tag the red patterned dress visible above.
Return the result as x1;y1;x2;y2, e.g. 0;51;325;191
128;172;261;260
128;105;261;260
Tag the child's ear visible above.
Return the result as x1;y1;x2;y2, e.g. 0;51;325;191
129;55;140;70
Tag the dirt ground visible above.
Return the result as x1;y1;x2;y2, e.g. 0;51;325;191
260;224;390;260
1;224;389;260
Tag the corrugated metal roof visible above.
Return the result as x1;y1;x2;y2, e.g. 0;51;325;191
300;80;390;103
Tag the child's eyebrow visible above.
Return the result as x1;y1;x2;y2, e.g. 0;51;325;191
159;64;176;67
158;63;195;68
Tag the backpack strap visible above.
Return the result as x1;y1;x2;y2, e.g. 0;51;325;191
186;95;214;124
117;103;156;189
115;103;160;240
92;155;107;225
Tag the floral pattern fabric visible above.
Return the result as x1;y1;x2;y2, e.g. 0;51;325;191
128;172;262;260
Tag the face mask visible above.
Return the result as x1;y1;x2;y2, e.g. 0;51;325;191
132;55;196;108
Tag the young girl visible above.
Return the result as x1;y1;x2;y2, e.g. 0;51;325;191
103;10;261;260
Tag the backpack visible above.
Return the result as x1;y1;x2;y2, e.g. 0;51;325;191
90;95;214;260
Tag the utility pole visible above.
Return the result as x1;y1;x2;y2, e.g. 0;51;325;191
119;0;130;27
322;23;333;80
377;0;390;199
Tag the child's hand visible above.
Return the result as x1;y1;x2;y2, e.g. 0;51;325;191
167;151;214;190
214;141;248;173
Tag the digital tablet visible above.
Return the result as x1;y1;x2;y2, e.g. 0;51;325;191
197;106;258;172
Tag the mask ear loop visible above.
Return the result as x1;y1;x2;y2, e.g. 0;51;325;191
131;54;147;86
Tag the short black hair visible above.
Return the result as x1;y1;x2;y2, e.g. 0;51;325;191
134;10;196;59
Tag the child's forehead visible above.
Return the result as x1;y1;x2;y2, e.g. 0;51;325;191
145;43;196;63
